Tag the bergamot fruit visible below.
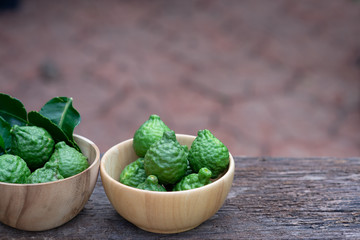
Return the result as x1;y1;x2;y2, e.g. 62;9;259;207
46;141;89;178
188;129;229;178
119;158;147;187
144;130;187;185
26;166;64;184
137;175;166;192
133;114;171;157
173;167;212;191
10;125;55;170
0;154;31;184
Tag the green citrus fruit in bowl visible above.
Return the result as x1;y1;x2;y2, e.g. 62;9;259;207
10;125;55;171
144;130;188;185
119;157;147;188
133;114;171;157
173;167;212;191
46;141;89;178
188;129;229;178
26;166;64;184
136;175;166;192
0;154;31;184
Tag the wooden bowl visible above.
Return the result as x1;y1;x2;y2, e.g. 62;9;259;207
0;134;100;231
100;134;235;234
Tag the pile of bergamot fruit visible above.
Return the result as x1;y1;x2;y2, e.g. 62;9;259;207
119;115;230;192
0;93;88;184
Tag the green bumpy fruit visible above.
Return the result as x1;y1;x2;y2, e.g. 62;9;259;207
0;154;31;184
133;115;171;157
173;167;212;191
137;175;166;192
188;129;229;178
10;125;55;170
144;130;188;185
46;141;89;178
26;166;64;184
119;158;147;187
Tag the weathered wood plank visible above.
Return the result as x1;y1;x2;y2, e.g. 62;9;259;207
1;157;360;239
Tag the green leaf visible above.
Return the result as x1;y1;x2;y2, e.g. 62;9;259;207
0;116;12;152
0;93;27;126
0;135;5;153
39;97;81;142
28;111;81;152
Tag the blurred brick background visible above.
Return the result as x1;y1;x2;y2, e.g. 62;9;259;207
1;0;360;157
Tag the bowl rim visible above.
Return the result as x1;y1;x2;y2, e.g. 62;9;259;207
100;133;235;195
0;134;100;187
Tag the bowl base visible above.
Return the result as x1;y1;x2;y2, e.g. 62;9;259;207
136;223;201;234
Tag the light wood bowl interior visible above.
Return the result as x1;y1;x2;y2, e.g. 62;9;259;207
100;134;235;234
0;134;100;231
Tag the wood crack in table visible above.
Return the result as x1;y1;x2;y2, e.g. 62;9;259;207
1;157;360;239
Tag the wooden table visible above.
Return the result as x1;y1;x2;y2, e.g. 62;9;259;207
1;157;360;239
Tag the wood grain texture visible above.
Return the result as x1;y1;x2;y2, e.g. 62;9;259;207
1;157;360;239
